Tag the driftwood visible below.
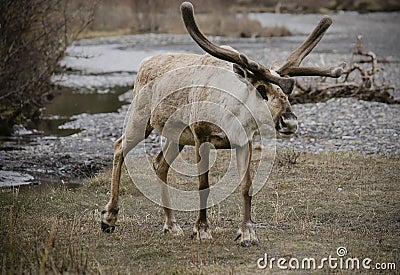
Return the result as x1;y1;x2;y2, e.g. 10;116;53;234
290;35;398;104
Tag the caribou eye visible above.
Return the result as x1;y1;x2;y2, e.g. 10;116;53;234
256;85;268;101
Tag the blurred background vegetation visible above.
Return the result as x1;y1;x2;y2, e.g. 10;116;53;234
83;0;400;37
1;0;399;135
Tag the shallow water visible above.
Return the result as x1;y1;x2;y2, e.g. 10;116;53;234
28;86;129;136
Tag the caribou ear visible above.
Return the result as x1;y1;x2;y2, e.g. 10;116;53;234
233;64;246;78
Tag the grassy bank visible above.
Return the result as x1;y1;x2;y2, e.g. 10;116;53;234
1;150;399;273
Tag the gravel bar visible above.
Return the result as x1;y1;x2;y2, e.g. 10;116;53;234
1;97;398;186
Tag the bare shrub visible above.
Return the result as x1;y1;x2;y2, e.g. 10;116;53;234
0;0;97;135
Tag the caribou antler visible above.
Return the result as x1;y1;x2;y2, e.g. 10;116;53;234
277;16;344;78
180;2;295;94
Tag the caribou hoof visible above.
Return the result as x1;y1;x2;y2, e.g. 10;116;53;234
100;207;119;233
192;222;213;241
163;221;184;236
101;221;115;233
235;222;259;247
241;239;251;247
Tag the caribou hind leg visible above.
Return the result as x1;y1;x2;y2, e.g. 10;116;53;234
153;140;185;236
192;140;213;240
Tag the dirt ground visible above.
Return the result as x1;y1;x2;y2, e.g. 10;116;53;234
1;150;398;273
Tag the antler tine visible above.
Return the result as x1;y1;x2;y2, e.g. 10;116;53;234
284;65;344;78
181;2;295;94
277;16;343;78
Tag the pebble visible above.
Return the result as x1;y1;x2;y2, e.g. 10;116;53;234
38;97;400;158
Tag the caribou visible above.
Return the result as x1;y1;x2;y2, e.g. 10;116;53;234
101;2;343;246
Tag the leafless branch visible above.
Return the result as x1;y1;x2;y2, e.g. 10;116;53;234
290;35;398;105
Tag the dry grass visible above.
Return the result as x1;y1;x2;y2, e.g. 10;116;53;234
0;150;399;273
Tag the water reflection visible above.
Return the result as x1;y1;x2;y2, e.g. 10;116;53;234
28;85;130;137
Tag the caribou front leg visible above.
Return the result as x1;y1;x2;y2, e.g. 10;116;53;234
101;88;153;231
101;136;124;233
192;141;213;240
101;125;149;232
235;141;259;247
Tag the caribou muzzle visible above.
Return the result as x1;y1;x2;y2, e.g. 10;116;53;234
276;109;298;137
